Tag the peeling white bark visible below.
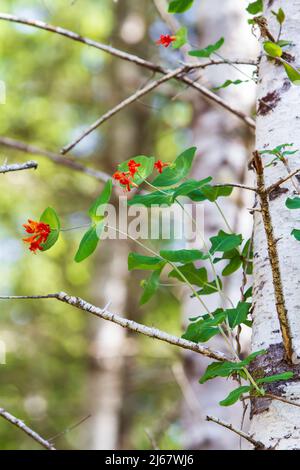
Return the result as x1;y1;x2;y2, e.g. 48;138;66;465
250;0;300;449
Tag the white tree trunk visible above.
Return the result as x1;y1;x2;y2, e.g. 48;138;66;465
87;243;128;450
250;0;300;450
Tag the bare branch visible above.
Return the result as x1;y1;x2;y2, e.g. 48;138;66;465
179;74;255;130
266;167;300;194
0;13;256;137
0;293;230;362
0;137;110;182
0;160;37;174
206;415;267;450
182;59;258;69
214;183;258;192
0;408;56;450
61;66;189;154
242;393;300;410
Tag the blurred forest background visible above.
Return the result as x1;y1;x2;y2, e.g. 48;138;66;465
0;0;258;450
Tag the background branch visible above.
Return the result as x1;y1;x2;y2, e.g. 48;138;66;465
0;13;256;140
0;293;230;362
0;160;37;174
0;408;56;450
0;137;110;182
61;66;190;154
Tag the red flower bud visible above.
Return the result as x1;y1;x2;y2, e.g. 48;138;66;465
154;160;169;174
156;34;176;48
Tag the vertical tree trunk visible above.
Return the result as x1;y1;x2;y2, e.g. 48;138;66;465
182;0;257;449
250;0;300;450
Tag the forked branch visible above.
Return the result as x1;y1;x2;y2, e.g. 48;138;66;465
206;415;267;450
0;12;256;151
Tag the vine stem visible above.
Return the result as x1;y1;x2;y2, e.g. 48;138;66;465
141;182;261;390
105;223;261;387
143;177;236;346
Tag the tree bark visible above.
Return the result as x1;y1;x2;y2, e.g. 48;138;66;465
250;0;300;450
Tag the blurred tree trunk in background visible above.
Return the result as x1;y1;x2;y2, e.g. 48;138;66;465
86;0;153;449
181;0;257;449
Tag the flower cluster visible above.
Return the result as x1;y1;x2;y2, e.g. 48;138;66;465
23;219;51;253
156;34;176;48
154;160;169;173
112;159;141;192
113;159;169;192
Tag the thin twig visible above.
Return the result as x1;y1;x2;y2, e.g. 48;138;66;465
206;415;267;450
213;183;257;192
61;66;190;154
266;166;300;194
0;137;110;182
0;160;38;174
242;393;300;409
0;13;256;138
48;414;91;442
0;293;230;362
0;408;56;450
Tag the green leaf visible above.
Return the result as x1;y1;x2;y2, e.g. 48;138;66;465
257;371;294;384
199;350;266;384
128;253;166;271
188;184;233;202
189;37;224;58
222;255;242;276
226;302;251;329
277;40;292;48
263;41;283;58
168;0;194;13
283;62;300;86
246;0;263;15
210;230;242;255
160;249;208;263
152;147;197;187
40;207;60;230
244;286;253;301
40;229;59;252
286;197;300;210
172;177;212;199
219;386;251;406
182;311;225;343
74;222;105;262
39;207;61;251
127;190;174;207
118;156;155;185
195;277;222;296
272;8;285;25
88;180;112;222
212;79;249;91
172;27;187;49
169;263;208;288
259;143;296;156
140;269;162;305
292;229;300;241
